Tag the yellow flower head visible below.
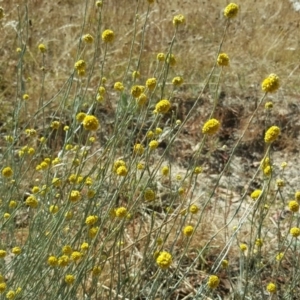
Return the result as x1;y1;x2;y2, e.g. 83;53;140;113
172;76;184;86
265;101;273;109
137;93;147;106
134;143;144;155
74;59;86;71
71;251;82;261
25;195;38;208
207;275;220;289
83;34;94;43
202;118;220;135
155;99;171;114
114;82;124;91
0;7;4;19
144;188;156;202
113;160;126;173
48;255;58;267
0;250;6;258
69;190;81;202
82;115;99;131
85;215;98;226
224;3;239;19
149;140;159;150
132;70;140;80
131;85;145;98
146;78;157;90
49;205;59;214
264;126;280;143
189;204;199;214
295;191;300;202
266;283;277;294
156;251;172;269
157;52;165;62
166;54;176;66
96;1;103;7
239;243;248;252
116;166;128;176
2;167;13;178
217;53;230;67
102;29;114;43
38;43;46;53
115;207;128;218
173;14;185;26
262;74;280;93
276;179;285;188
221;259;229;269
290;227;300;237
183;225;194;237
6;291;15;299
12;247;21;255
250;189;262;200
65;274;75;285
161;166;169;176
288;200;299;213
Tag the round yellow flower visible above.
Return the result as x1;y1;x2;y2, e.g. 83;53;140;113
161;166;169;176
221;260;229;269
183;225;194;237
48;255;58;267
0;282;6;293
83;34;94;43
202;119;220;135
12;247;21;255
82;115;99;131
49;205;59;214
81;242;89;251
155;99;171;114
88;226;98;238
134;143;144;155
255;239;263;247
289;200;299;212
172;76;184;86
58;255;69;267
290;227;300;237
71;251;82;261
113;160;126;173
62;245;72;255
114;82;124;91
157;52;165;62
116;166;128;176
115;207;128;218
262;74;280;93
38;43;46;53
76;112;86;122
102;29;114;43
265;101;273;109
239;243;247;252
156;251;172;269
250;189;262;200
266;282;277;294
207;275;220;289
6;291;15;299
131;85;145;98
2;167;13;178
25;195;38;208
295;191;300;202
137;93;147;106
65;274;75;285
144;188;156;201
85;215;98;226
189;204;199;214
69;190;81;202
146;78;157;90
149;140;159;150
217;53;229;66
132;70;140;79
224;3;239;19
74;59;86;71
264;126;280;143
0;250;6;258
166;54;176;66
173;14;185;26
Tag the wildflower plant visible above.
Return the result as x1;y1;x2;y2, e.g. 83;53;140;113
0;0;299;299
